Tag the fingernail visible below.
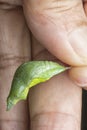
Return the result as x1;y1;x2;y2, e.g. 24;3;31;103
69;27;87;64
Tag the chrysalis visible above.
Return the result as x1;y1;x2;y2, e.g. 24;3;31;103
7;61;69;110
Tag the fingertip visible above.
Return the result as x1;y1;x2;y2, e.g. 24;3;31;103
69;66;87;87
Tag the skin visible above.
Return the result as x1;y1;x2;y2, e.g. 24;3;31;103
0;8;30;129
0;0;87;130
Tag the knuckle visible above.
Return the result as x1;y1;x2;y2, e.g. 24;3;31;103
0;53;29;69
31;112;79;130
0;2;16;9
0;1;22;10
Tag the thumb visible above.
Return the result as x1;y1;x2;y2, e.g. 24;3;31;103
23;0;87;87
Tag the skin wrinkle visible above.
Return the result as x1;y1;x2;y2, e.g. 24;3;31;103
0;1;22;9
31;112;80;129
44;1;76;13
45;6;72;13
0;0;22;6
26;0;87;33
27;8;58;27
40;0;81;14
23;1;61;27
0;119;27;123
0;2;18;9
32;112;80;124
0;53;29;69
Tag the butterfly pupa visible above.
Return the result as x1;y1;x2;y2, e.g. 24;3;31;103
7;61;69;111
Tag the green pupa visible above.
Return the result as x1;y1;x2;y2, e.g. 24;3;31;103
7;61;69;111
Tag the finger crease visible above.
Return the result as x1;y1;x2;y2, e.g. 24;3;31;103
31;111;80;127
0;119;27;123
0;53;29;69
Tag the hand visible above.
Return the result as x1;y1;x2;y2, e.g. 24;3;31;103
0;0;86;130
23;0;87;88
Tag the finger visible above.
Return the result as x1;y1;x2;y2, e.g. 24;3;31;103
23;0;87;88
29;36;82;130
83;0;87;14
0;8;31;130
23;0;87;66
